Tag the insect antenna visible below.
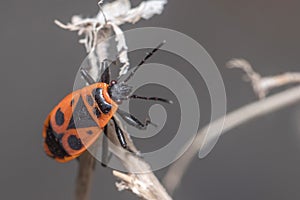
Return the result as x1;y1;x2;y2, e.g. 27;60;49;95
99;61;111;84
121;40;166;83
80;68;96;85
129;94;173;104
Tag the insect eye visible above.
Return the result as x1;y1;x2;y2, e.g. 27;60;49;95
110;80;117;86
115;99;123;105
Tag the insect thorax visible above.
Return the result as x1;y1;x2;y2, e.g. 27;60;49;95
109;82;132;103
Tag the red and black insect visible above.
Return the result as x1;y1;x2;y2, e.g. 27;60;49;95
43;41;171;163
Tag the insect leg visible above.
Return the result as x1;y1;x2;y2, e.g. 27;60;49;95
111;117;134;153
101;125;111;167
80;68;96;85
117;109;157;130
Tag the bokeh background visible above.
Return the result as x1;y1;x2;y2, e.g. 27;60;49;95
1;0;300;199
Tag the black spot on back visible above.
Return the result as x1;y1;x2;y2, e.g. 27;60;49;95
68;135;83;150
67;97;98;129
55;108;65;126
86;95;94;106
87;130;93;135
45;123;68;158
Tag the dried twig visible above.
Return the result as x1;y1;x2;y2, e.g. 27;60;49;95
55;0;167;77
113;170;171;200
227;59;300;98
58;1;171;199
75;115;172;200
75;152;96;200
164;85;300;194
106;119;172;200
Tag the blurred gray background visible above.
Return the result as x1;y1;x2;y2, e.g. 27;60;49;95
1;0;300;199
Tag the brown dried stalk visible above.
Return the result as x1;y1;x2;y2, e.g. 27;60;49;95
75;152;96;200
227;59;300;98
164;59;300;194
61;1;170;199
164;85;300;194
76;118;172;200
55;0;167;78
106;119;172;200
113;170;171;200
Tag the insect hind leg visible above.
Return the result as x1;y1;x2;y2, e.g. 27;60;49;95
111;117;134;153
101;125;113;167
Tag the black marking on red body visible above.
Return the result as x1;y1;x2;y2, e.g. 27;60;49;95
67;116;76;130
55;108;65;126
93;107;101;118
93;88;112;114
67;135;83;150
87;130;93;135
70;99;75;106
67;97;98;130
45;123;68;158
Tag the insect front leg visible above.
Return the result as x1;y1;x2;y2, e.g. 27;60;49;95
117;109;157;130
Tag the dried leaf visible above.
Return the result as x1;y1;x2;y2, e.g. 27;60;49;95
108;22;129;76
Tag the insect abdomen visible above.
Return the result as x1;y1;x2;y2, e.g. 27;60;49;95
44;123;68;159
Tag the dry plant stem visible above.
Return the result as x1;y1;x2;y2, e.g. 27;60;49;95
227;59;300;98
68;1;169;199
113;169;172;200
106;120;172;200
76;151;96;200
113;162;172;200
55;0;167;77
76;118;172;200
164;85;300;194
